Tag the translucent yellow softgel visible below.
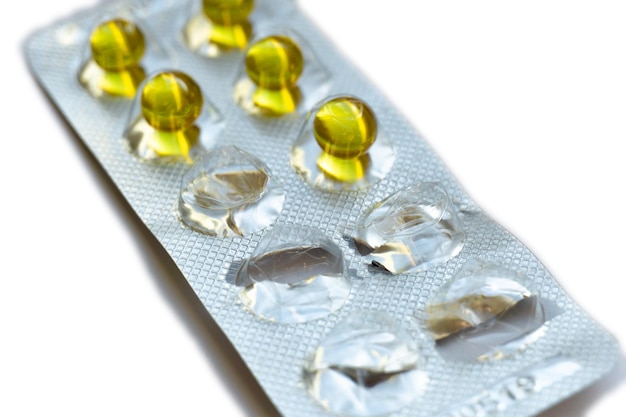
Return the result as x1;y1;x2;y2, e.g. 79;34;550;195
313;97;378;182
140;71;204;160
245;35;303;115
202;0;253;50
91;19;145;70
87;18;146;97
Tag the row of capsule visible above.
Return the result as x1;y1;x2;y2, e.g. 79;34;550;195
78;2;394;190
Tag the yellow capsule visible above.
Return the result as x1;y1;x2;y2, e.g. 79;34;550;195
313;97;378;182
245;35;303;115
82;18;147;97
246;35;303;90
141;71;204;132
90;18;145;71
203;0;254;25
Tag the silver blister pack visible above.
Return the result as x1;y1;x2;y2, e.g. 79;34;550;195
26;0;619;416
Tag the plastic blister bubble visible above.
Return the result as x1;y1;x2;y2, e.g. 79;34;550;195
424;258;559;362
234;27;331;117
303;311;429;416
291;95;394;191
353;182;464;273
181;0;295;58
77;5;175;98
178;145;285;236
124;70;224;162
234;225;350;323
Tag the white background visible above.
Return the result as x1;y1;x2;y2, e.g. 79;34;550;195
2;1;625;416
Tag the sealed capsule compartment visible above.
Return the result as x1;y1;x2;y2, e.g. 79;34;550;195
234;29;331;116
303;311;429;417
123;70;223;162
183;0;254;57
352;182;464;273
78;18;146;97
78;11;172;98
234;225;350;323
291;95;395;191
178;145;285;236
182;0;295;57
425;259;553;362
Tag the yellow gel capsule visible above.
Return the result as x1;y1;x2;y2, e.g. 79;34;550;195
203;0;254;25
90;18;145;71
245;35;303;115
313;97;378;182
246;35;303;90
141;71;204;132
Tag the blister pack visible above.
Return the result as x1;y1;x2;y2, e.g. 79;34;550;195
26;1;620;416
